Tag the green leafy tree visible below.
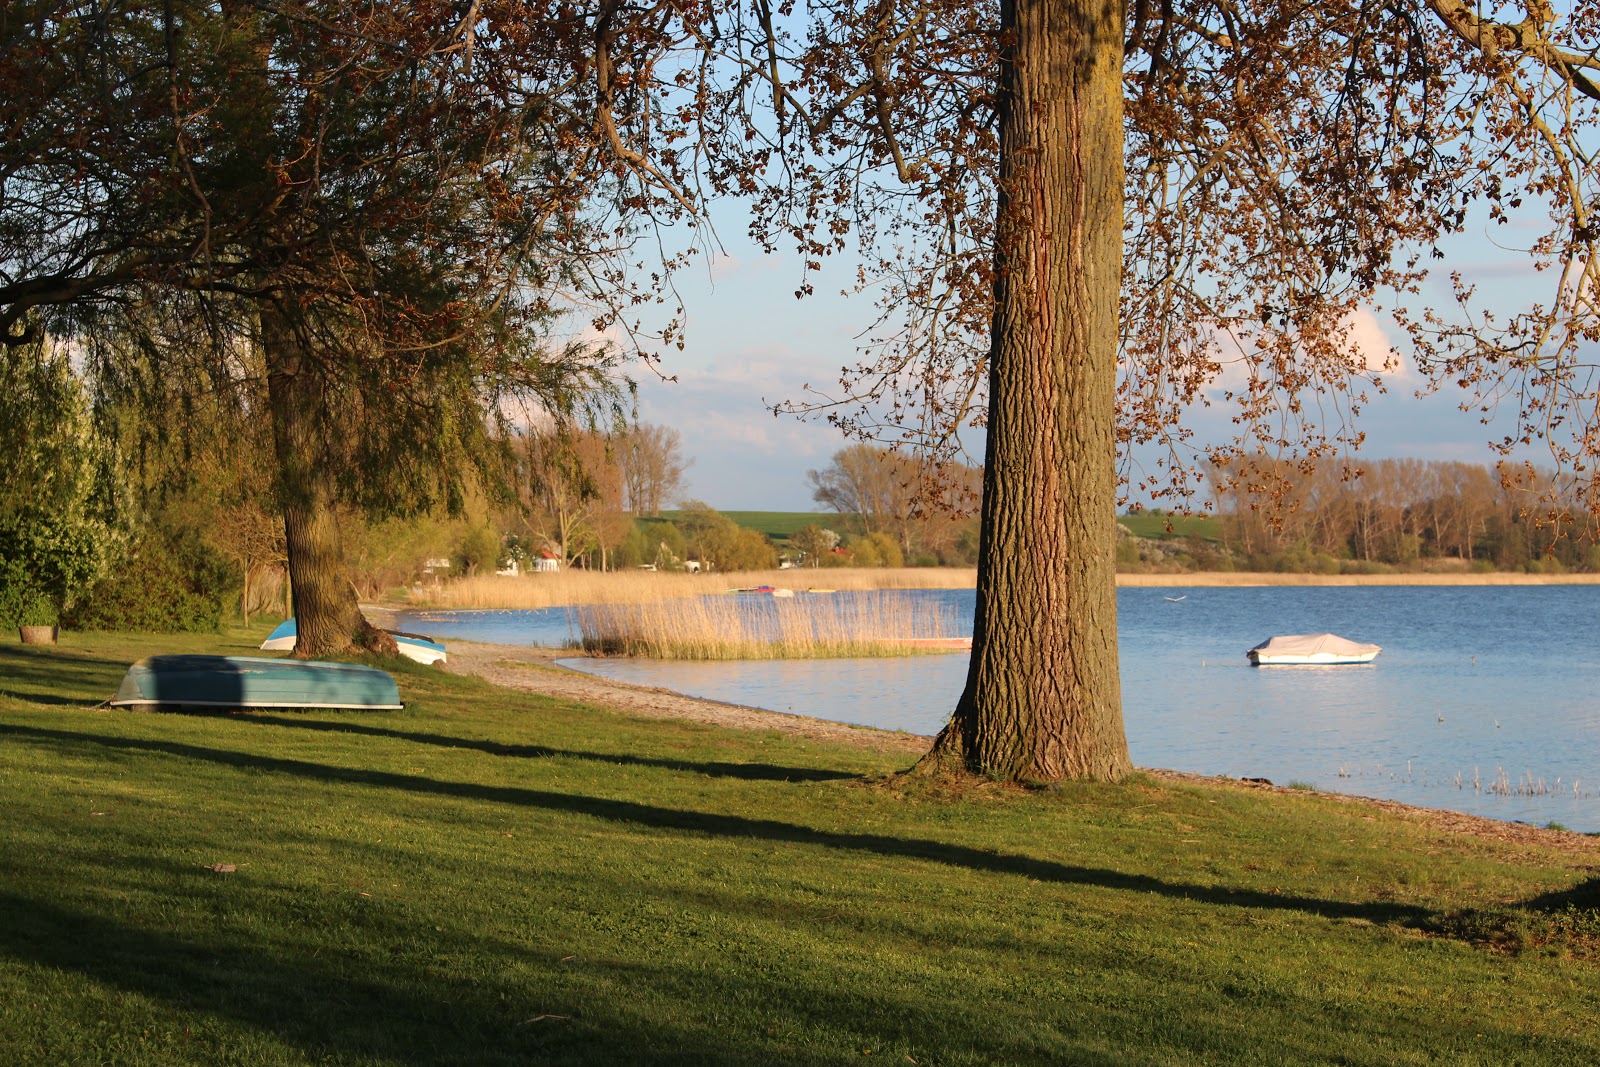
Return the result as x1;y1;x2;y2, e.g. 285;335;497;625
454;526;505;578
0;340;124;626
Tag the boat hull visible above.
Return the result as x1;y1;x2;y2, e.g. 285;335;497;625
260;619;446;665
111;655;403;710
1248;650;1380;666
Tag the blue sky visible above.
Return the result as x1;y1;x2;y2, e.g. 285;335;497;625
628;211;1563;513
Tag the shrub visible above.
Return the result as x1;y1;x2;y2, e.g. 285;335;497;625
845;532;904;569
65;527;234;633
0;512;119;625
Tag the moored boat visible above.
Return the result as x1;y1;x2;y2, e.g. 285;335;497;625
260;618;446;665
111;655;403;710
1247;633;1381;666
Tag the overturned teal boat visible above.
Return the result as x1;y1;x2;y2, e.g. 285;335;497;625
260;618;447;665
111;655;403;711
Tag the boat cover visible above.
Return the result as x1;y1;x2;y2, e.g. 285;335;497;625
1248;633;1380;659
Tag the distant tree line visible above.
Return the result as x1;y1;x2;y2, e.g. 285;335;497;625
1198;457;1600;574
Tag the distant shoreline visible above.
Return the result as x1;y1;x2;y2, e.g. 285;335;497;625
1116;571;1600;587
397;567;1600;614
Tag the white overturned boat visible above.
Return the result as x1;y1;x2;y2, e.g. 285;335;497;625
261;618;447;665
1247;633;1380;666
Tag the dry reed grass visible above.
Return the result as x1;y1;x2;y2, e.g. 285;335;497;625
415;567;977;610
572;589;961;660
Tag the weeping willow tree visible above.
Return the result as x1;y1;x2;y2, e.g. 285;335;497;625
1;3;644;654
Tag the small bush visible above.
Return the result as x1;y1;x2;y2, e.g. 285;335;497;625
846;532;904;569
65;527;234;633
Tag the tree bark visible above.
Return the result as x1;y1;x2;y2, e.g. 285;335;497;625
263;307;396;658
921;0;1131;781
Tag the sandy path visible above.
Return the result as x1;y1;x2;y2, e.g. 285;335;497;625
439;641;929;754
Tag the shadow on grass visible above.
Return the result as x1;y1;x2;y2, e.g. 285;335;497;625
1519;875;1600;914
0;891;662;1066
234;714;859;782
0;646;127;706
1;723;1431;927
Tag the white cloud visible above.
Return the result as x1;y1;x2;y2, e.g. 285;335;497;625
1344;306;1405;378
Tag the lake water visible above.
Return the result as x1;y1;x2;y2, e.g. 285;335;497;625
396;586;1600;830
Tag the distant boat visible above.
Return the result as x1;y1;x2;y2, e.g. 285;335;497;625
111;655;403;710
727;585;776;595
1247;633;1381;666
261;618;446;665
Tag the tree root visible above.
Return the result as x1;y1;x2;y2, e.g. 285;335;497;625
352;615;400;657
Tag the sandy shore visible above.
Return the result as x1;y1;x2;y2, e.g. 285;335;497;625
439;640;929;754
437;638;1599;854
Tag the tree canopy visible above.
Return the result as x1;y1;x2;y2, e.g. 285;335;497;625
2;1;646;653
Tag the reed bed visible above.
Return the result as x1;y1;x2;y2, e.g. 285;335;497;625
1338;761;1595;801
571;589;962;659
416;566;977;610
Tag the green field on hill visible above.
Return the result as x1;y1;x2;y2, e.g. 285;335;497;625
2;626;1598;1065
662;508;1221;547
1118;509;1224;542
662;510;854;541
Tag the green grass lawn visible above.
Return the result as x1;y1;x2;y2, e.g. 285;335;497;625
2;627;1597;1065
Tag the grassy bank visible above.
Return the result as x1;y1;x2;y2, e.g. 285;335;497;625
5;628;1598;1065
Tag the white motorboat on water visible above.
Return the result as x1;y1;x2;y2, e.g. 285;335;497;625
1247;633;1380;666
261;618;447;665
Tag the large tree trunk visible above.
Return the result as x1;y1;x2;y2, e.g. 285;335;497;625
263;308;396;659
921;0;1131;781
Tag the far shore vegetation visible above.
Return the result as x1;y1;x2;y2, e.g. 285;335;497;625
3;625;1599;1065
